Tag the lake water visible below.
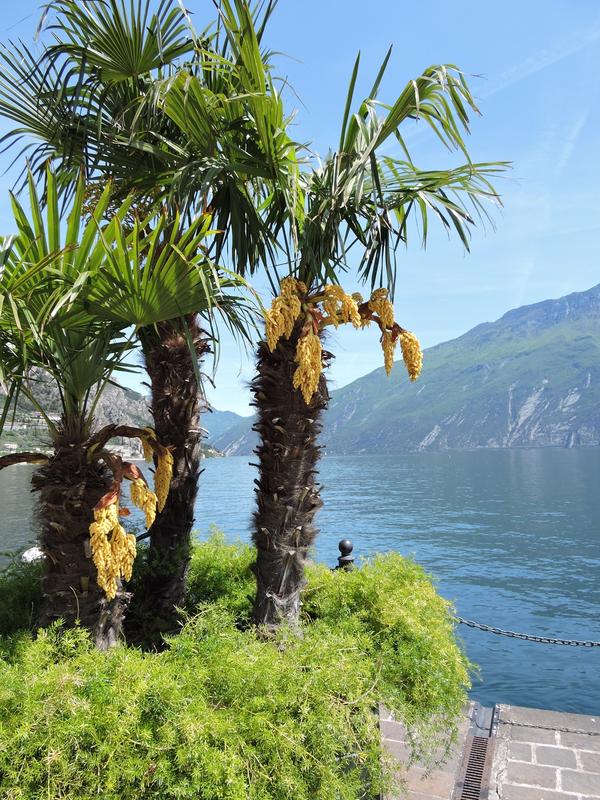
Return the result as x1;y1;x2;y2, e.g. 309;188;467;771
1;449;599;715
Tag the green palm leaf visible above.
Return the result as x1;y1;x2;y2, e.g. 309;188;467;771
45;0;194;82
288;57;509;297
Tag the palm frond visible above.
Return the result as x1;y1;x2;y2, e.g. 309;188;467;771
289;58;509;297
0;167;137;435
85;211;241;326
44;0;194;81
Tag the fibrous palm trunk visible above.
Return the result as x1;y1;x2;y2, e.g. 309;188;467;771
251;326;330;629
134;317;207;642
33;442;129;649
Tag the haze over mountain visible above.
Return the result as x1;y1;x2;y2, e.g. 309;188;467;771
211;284;600;455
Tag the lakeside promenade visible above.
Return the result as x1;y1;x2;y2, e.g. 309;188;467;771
382;703;600;800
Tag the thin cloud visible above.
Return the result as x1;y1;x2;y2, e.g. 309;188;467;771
381;20;600;158
483;23;600;99
554;109;590;176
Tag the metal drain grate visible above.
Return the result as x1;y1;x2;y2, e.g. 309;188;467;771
453;704;498;800
458;736;489;800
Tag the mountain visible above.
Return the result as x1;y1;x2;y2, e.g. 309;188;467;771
0;375;236;458
210;412;256;455
202;409;247;446
214;284;600;455
0;376;150;454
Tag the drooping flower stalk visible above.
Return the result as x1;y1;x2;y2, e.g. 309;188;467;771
89;497;135;601
130;479;158;530
154;450;175;513
399;330;424;381
263;278;423;402
86;430;174;605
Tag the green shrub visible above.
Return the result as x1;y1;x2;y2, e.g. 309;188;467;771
185;529;256;621
0;534;470;799
0;555;42;635
303;555;469;728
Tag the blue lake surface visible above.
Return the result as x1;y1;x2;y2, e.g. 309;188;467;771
1;448;599;714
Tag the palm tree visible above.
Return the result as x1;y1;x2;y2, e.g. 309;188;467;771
248;57;508;628
0;0;297;637
0;169;247;646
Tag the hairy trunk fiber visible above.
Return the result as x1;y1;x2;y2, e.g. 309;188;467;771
33;446;130;649
132;317;207;643
251;326;330;629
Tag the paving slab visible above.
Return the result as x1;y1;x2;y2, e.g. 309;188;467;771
491;704;600;800
381;703;473;800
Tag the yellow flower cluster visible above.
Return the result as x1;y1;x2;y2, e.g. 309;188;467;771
89;501;136;601
351;292;371;327
142;438;153;462
262;280;422;403
141;427;156;462
368;288;394;329
363;289;423;380
130;478;158;529
292;333;323;405
323;285;361;328
110;523;136;583
264;277;305;351
155;450;174;512
87;429;176;599
382;331;396;375
399;330;423;382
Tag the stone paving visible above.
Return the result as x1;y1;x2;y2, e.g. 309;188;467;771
491;705;600;800
382;703;600;800
381;703;472;800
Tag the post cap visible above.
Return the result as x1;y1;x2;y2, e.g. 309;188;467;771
337;539;355;571
338;539;353;557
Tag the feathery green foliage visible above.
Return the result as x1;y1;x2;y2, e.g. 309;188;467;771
303;556;469;725
184;529;256;621
0;533;469;799
183;534;469;726
0;556;42;636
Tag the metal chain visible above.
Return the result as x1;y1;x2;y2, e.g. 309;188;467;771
498;718;600;736
456;617;600;647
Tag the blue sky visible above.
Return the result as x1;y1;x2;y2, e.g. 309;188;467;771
1;1;599;415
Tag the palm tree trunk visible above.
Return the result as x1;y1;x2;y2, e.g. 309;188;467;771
33;446;130;649
133;317;207;642
251;326;330;629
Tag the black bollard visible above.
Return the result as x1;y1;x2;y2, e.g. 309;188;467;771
336;539;355;571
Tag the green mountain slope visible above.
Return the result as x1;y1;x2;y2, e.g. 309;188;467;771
215;284;600;455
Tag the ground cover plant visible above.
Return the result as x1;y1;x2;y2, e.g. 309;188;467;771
0;534;470;799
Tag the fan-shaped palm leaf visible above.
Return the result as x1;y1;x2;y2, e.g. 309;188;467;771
44;0;194;82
